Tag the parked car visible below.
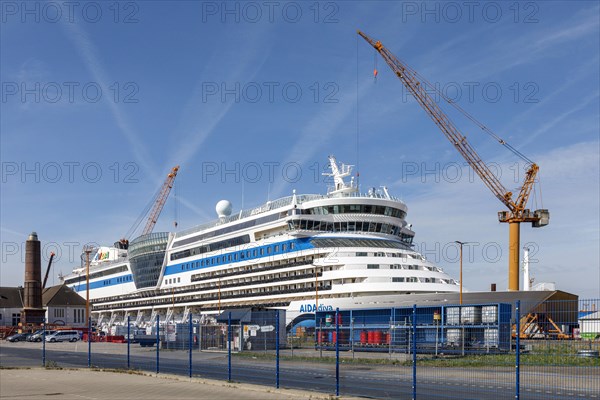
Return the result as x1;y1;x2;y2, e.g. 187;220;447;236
45;330;79;342
6;333;31;342
27;330;56;342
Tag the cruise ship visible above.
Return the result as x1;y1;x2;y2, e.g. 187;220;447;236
64;156;460;328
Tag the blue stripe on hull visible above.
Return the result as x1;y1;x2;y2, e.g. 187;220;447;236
70;274;134;292
164;237;314;276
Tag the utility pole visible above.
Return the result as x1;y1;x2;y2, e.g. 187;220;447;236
455;241;472;357
314;265;319;311
454;241;472;305
85;248;92;324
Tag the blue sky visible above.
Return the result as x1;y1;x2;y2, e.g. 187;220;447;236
1;1;598;298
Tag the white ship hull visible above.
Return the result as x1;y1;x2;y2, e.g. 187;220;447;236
64;157;460;328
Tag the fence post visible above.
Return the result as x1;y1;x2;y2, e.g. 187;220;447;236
88;316;92;368
156;314;160;374
412;304;417;400
189;312;193;378
515;300;520;400
127;316;130;369
228;312;232;382
42;319;46;367
351;316;355;359
319;320;323;358
276;310;280;389
335;307;340;397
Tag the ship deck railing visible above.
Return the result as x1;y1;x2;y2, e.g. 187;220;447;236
92;285;333;311
175;193;404;239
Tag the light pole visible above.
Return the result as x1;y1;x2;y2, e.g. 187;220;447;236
314;265;319;311
454;241;472;357
84;248;92;323
454;241;472;305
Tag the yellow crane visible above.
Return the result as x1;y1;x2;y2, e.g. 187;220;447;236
358;30;549;291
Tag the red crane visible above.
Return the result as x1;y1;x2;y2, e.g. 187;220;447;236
141;166;179;236
121;165;179;245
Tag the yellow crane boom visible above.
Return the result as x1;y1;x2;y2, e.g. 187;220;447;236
358;30;549;291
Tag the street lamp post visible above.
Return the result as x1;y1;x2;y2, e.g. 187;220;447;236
454;241;472;357
315;266;319;311
454;241;472;305
84;248;92;324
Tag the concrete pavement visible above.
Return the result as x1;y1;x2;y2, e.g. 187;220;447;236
0;368;348;399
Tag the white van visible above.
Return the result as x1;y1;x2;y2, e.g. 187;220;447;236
45;330;80;342
28;330;56;342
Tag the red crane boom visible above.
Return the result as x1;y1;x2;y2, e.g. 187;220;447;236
141;166;179;236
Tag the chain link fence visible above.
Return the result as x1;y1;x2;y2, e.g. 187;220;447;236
4;299;598;399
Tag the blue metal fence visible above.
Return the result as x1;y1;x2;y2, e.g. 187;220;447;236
24;299;599;399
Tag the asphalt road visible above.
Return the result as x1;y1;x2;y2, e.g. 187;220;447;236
1;342;597;399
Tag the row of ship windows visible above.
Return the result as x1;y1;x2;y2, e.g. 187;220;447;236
92;255;324;305
289;220;409;241
165;277;181;285
93;282;332;311
65;265;129;285
356;251;424;260
172;212;281;248
102;275;133;286
174;242;298;270
302;204;406;219
367;264;442;272
311;238;410;249
391;277;456;284
191;255;324;282
171;235;251;261
192;269;323;291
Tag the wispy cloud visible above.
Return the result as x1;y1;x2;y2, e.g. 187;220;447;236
416;5;600;82
270;70;373;198
0;226;28;238
167;28;274;170
59;21;157;179
165;27;274;217
524;91;599;144
175;196;211;223
535;6;600;47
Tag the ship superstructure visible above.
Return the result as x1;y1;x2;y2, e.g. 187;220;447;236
63;244;134;299
64;156;459;328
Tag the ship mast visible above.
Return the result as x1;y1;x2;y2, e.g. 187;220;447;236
322;155;358;196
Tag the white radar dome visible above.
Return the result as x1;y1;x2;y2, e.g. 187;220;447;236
216;200;233;218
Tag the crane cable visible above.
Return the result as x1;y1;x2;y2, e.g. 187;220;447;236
124;185;161;239
402;60;544;207
400;61;534;165
373;48;378;82
356;34;360;187
173;180;179;229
